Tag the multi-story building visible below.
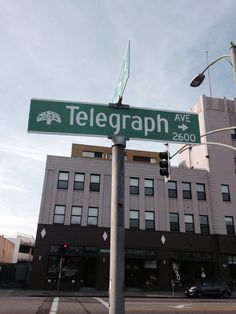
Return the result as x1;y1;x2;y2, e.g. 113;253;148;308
0;235;14;263
30;95;236;291
8;233;35;263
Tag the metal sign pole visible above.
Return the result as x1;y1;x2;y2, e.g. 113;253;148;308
109;135;126;314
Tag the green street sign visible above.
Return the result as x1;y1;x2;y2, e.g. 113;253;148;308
112;40;130;103
28;99;201;144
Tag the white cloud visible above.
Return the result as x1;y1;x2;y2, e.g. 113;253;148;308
0;183;25;193
0;212;37;238
0;143;46;161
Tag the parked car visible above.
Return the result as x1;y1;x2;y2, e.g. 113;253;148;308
185;280;231;298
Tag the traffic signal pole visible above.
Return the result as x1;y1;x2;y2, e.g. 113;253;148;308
57;256;63;295
109;135;126;314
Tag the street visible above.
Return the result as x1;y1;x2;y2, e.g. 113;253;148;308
0;296;236;313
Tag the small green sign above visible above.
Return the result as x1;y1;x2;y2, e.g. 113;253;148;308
28;98;200;144
112;40;130;103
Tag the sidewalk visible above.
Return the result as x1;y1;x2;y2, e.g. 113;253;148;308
0;288;185;298
1;288;235;298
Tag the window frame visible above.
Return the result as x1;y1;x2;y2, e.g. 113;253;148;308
169;213;179;232
89;174;100;192
74;173;85;191
53;205;66;224
82;151;103;158
199;215;209;234
225;216;235;235
221;184;231;202
184;214;195;233
129;209;139;229
144;179;154;196
145;211;155;229
129;177;139;195
196;183;206;200
57;171;69;189
168;181;177;198
182;182;192;199
231;129;236;140
71;206;82;225
87;207;99;226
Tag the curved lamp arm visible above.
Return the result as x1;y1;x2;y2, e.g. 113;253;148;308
190;54;231;87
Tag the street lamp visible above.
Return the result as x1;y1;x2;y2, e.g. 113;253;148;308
190;42;236;87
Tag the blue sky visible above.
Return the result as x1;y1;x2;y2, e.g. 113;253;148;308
1;0;236;237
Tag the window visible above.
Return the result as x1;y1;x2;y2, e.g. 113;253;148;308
221;184;231;201
231;129;236;140
200;215;209;234
182;182;192;199
228;255;236;264
130;178;139;195
170;213;179;232
90;174;100;192
57;171;69;189
145;211;155;229
88;207;98;226
71;206;82;225
196;183;206;200
225;216;235;235
19;245;31;254
185;214;194;233
53;205;65;224
133;156;151;162
74;173;85;191
82;151;103;158
144;179;154;196
129;210;139;228
168;181;177;198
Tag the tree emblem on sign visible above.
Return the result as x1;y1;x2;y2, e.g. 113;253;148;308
36;111;61;125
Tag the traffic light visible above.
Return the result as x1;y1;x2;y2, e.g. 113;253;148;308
159;151;170;182
230;42;236;85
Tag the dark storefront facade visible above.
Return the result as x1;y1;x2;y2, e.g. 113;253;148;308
30;224;236;291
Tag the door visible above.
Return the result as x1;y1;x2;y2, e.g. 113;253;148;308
125;259;144;288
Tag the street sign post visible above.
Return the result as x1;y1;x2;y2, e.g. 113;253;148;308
28;99;200;144
112;40;130;103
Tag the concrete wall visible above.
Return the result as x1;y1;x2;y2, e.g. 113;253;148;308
0;236;14;263
178;95;236;234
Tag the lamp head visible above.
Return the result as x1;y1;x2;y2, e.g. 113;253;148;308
190;73;205;87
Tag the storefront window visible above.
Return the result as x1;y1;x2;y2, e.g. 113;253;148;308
47;256;60;279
